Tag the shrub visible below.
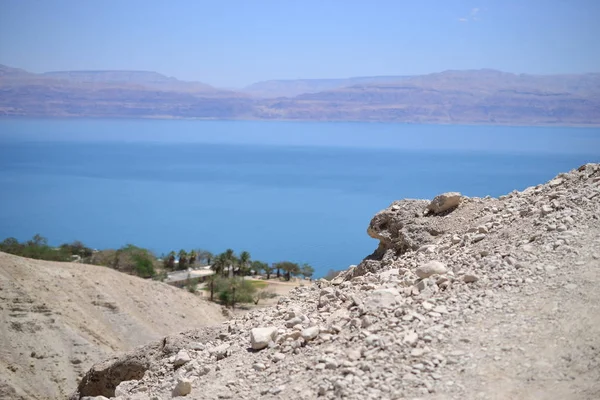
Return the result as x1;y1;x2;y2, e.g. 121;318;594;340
90;245;157;278
210;277;257;308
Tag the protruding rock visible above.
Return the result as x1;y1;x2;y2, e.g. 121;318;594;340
173;350;191;367
415;261;448;279
250;327;278;350
463;274;479;283
426;192;462;215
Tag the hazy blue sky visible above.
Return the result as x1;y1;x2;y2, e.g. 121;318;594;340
1;0;599;87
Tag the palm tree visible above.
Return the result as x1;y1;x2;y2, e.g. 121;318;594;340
224;248;236;277
239;251;251;276
189;250;198;267
164;251;176;270
178;249;188;270
211;253;227;277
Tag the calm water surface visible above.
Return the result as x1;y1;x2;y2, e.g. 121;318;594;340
0;120;598;276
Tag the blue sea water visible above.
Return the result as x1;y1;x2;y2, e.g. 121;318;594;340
0;119;598;276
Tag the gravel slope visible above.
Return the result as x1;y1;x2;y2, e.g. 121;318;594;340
70;163;600;399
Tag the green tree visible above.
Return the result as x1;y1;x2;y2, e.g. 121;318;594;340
301;263;315;280
239;251;251;276
105;245;157;278
189;250;198;267
211;253;227;276
275;261;300;281
177;249;188;270
59;240;93;259
197;250;213;266
164;251;176;270
0;237;20;254
28;234;47;247
223;248;237;277
213;277;257;309
251;260;267;276
263;264;274;280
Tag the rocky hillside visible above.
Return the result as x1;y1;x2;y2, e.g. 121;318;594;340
71;163;600;400
0;254;226;400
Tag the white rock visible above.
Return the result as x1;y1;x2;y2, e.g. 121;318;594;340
285;317;302;328
404;331;419;346
173;378;193;397
415;261;448;279
250;327;278;350
252;362;267;371
173;350;191;367
301;326;320;341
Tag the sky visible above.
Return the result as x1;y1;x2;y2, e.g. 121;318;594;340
1;0;599;88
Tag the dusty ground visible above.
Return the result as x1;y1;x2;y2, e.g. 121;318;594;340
0;253;226;400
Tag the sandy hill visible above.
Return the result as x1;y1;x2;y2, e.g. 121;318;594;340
0;253;225;400
72;164;599;400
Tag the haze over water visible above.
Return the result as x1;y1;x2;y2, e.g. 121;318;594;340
0;119;598;276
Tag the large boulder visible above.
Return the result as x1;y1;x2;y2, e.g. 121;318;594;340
426;192;462;215
250;327;278;350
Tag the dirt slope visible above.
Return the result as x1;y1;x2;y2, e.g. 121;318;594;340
71;163;599;400
0;253;225;400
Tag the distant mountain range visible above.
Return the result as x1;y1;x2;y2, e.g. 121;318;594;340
1;64;599;125
241;76;412;98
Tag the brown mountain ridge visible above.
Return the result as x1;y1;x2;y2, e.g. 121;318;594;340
1;65;599;125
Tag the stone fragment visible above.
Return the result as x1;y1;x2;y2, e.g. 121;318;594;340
472;233;486;243
209;344;230;360
250;327;278;350
416;261;448;279
463;274;479;283
301;326;320;341
252;363;266;371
